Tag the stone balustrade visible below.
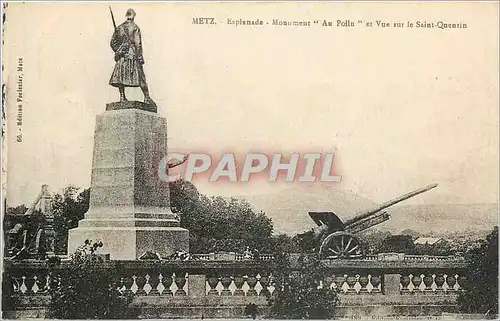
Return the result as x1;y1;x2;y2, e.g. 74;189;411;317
190;252;275;261
2;253;469;318
400;272;466;294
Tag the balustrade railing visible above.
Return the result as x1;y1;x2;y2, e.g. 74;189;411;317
205;271;274;296
403;255;465;262
400;272;466;294
5;267;191;297
125;271;188;296
2;254;469;317
188;253;462;262
322;273;383;294
190;252;275;261
10;273;50;295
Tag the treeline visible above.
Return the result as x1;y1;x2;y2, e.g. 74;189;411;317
2;181;494;258
170;180;299;254
3;181;299;255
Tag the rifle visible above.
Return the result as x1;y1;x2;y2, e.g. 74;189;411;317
109;6;117;30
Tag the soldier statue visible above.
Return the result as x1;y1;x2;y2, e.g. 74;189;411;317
109;8;156;106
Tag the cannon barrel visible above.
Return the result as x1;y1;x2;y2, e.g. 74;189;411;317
344;183;438;227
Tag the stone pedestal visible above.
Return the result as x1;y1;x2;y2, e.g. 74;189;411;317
68;101;189;260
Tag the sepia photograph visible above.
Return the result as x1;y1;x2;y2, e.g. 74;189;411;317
1;2;498;319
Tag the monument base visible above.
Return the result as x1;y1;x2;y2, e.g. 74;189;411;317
67;103;189;260
68;225;189;260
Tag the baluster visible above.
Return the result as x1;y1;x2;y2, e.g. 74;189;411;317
323;274;334;290
246;272;258;296
116;276;125;294
31;275;40;293
259;271;271;296
135;272;147;296
370;275;381;293
123;272;135;295
220;274;233;296
400;274;411;294
161;272;174;296
206;274;219;296
48;272;61;292
281;274;292;293
423;274;434;293
174;272;187;296
358;274;369;293
2;274;15;298
108;273;120;293
411;274;422;293
334;274;346;293
446;274;457;292
19;276;28;294
233;274;245;296
24;274;36;295
457;276;467;291
35;272;48;294
346;275;357;294
144;274;152;295
130;276;139;294
148;271;160;296
268;273;275;295
11;275;21;293
434;273;445;292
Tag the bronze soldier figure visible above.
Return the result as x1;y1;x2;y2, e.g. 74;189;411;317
109;9;156;106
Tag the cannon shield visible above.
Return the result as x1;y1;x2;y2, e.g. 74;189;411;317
308;212;345;232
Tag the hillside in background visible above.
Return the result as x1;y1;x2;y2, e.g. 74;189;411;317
384;204;498;234
241;186;498;236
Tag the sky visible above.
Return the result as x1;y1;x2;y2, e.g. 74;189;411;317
3;2;499;207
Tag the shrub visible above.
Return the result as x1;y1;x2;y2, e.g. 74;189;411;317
48;240;133;319
268;253;339;319
244;303;258;319
458;227;498;316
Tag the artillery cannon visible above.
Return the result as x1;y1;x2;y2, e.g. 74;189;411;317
306;184;438;259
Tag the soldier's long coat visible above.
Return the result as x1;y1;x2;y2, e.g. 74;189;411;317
109;21;146;87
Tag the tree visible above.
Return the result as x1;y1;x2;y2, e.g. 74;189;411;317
293;229;317;254
3;204;29;234
413;240;453;256
268;253;339;319
357;229;392;254
5;204;28;216
48;240;133;319
270;234;301;254
52;187;90;254
379;235;415;253
170;180;274;253
12;180;276;255
457;226;498;316
399;228;421;240
244;303;258;319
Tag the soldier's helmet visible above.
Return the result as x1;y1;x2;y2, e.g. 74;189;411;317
126;8;136;18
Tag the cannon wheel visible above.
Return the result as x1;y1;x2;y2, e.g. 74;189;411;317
319;231;363;259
